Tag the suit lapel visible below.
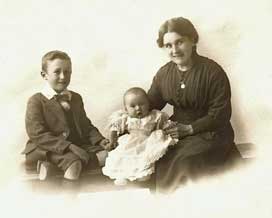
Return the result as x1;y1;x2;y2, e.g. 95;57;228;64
45;98;67;126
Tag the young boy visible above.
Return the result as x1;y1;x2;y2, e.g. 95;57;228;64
22;50;109;180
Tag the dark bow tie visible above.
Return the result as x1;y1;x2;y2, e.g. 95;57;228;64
54;94;71;111
54;93;70;102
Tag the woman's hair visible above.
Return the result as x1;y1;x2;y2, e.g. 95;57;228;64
42;50;71;72
157;17;199;48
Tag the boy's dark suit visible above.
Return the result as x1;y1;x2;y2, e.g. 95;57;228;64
22;91;105;169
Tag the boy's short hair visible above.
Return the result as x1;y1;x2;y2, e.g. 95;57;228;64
42;50;71;72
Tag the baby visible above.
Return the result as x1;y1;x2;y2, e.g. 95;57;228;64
102;87;177;185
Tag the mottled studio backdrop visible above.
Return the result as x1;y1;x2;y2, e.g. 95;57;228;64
0;0;272;217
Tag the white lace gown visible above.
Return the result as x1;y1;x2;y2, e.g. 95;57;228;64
102;109;177;181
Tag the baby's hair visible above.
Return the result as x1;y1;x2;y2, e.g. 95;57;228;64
42;50;71;72
123;87;149;104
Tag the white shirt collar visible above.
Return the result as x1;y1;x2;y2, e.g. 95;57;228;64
41;83;72;100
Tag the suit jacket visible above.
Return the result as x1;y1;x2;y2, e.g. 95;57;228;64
22;91;104;155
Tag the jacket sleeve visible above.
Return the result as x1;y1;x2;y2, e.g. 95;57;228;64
25;95;71;154
191;67;232;134
78;95;105;146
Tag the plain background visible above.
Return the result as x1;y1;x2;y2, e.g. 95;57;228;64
0;0;271;217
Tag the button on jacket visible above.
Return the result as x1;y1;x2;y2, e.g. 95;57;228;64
22;91;104;157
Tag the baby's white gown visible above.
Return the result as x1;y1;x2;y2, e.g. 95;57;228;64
102;110;177;181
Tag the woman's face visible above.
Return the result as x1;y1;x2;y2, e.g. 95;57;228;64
163;32;195;68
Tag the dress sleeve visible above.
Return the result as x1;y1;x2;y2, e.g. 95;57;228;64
148;72;167;110
191;66;232;133
108;110;128;135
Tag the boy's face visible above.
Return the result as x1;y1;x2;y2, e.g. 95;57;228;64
42;58;72;93
124;93;150;119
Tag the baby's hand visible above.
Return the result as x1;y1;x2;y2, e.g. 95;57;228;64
98;139;114;151
104;141;118;151
104;130;119;151
110;141;118;150
98;139;110;149
98;139;117;151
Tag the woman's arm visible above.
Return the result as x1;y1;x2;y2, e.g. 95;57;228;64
191;66;232;134
164;64;232;139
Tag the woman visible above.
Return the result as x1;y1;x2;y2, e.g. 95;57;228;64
148;17;240;193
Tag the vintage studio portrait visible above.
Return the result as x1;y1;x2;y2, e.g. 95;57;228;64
0;0;271;218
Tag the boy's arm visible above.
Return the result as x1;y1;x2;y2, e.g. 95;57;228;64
86;117;105;146
98;131;117;151
25;95;71;154
77;94;105;146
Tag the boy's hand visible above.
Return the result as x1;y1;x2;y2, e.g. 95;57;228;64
69;144;89;165
105;141;118;151
99;139;118;151
98;138;110;149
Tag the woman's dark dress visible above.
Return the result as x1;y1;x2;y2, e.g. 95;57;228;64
148;53;239;193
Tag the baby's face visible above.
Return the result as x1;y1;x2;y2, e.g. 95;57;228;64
124;93;150;118
42;58;71;93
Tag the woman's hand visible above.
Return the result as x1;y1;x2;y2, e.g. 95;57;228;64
69;144;90;165
163;122;193;139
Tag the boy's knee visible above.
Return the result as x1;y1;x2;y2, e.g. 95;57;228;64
96;150;108;167
64;160;82;180
25;148;47;170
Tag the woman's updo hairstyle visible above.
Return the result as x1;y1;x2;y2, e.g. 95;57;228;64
157;17;199;48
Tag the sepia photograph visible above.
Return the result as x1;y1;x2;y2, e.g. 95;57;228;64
0;0;271;217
